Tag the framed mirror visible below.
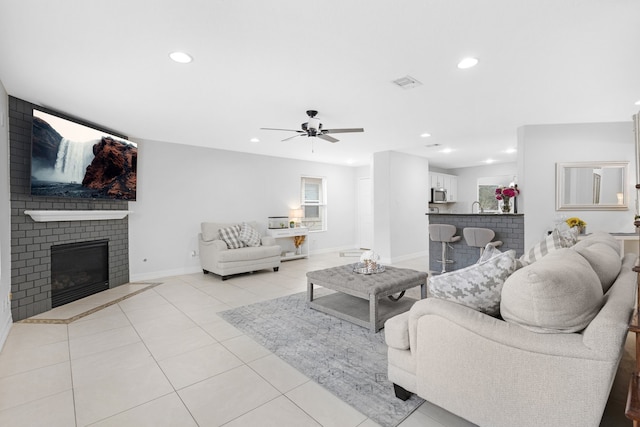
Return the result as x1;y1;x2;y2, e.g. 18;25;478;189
556;161;629;211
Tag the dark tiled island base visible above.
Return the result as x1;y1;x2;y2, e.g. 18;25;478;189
427;213;524;273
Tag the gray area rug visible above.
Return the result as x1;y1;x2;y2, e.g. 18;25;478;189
220;291;424;427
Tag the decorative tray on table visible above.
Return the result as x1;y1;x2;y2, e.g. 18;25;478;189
352;262;385;275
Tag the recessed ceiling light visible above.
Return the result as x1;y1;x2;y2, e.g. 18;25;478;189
457;57;479;69
505;148;517;154
169;51;193;64
485;158;495;164
250;138;260;143
420;133;431;138
440;148;453;154
635;99;640;106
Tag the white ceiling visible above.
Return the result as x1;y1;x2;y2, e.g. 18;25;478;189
1;0;639;169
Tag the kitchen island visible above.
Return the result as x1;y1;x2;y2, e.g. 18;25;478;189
426;213;524;273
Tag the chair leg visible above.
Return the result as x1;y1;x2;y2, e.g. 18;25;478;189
441;242;447;273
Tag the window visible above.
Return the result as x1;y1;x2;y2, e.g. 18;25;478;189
478;184;500;211
301;176;326;231
477;175;516;212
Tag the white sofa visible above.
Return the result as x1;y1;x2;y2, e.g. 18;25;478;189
385;231;636;427
198;221;281;280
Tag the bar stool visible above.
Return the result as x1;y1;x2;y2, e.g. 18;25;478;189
429;224;461;273
463;227;503;256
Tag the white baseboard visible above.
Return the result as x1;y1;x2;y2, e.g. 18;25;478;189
389;250;429;264
130;247;428;282
0;311;12;352
130;265;202;282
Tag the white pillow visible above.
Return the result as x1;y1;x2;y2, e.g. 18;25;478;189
501;248;603;333
239;222;261;247
572;241;621;292
428;250;516;316
218;225;244;249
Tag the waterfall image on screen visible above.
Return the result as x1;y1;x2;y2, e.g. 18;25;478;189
30;109;137;200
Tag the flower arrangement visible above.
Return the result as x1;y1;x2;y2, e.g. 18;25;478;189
566;217;586;228
495;186;520;201
293;235;306;248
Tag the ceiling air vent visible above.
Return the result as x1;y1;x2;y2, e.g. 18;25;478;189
393;75;422;89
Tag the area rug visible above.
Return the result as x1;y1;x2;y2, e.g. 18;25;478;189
220;291;424;427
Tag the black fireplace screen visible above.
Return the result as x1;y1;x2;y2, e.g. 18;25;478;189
51;239;109;307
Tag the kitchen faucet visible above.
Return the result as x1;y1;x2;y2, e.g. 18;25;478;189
471;201;484;213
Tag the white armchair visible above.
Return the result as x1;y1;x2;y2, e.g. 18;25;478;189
198;221;281;280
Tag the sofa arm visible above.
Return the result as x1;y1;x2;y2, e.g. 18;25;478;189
385;311;410;350
261;236;277;246
199;236;228;251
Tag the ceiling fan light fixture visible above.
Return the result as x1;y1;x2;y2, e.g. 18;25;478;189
457;57;478;69
169;51;193;64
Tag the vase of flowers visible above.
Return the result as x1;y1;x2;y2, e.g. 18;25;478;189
293;235;306;255
495;185;520;213
566;217;587;234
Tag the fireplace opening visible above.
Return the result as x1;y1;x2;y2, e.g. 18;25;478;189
51;239;109;308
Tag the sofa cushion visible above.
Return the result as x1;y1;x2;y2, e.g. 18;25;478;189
579;231;622;256
572;241;621;292
239;222;261;247
217;245;281;262
219;225;244;249
427;250;516;316
519;229;567;266
501;248;603;333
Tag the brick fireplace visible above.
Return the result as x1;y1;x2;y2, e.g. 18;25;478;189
8;96;130;321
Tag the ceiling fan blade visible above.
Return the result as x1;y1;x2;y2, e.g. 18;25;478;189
322;128;364;134
282;134;304;142
260;127;303;133
318;134;339;143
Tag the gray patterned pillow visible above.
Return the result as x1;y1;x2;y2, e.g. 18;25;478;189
519;229;566;266
476;243;502;264
218;225;244;249
239;222;261;247
428;250;516;316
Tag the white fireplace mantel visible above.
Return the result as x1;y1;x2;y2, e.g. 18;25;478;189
24;210;132;222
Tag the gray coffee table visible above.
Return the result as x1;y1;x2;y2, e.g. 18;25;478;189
306;264;427;332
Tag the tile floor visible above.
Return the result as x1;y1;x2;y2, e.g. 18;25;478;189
0;252;632;426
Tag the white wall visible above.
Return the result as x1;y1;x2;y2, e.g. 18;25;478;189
128;140;358;281
0;82;12;348
518;122;636;248
373;151;429;263
451;162;518;213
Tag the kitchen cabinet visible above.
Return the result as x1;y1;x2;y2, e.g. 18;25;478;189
429;172;458;202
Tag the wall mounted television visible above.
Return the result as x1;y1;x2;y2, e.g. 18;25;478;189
30;107;137;200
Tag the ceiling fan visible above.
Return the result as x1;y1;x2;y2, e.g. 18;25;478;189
261;110;364;143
